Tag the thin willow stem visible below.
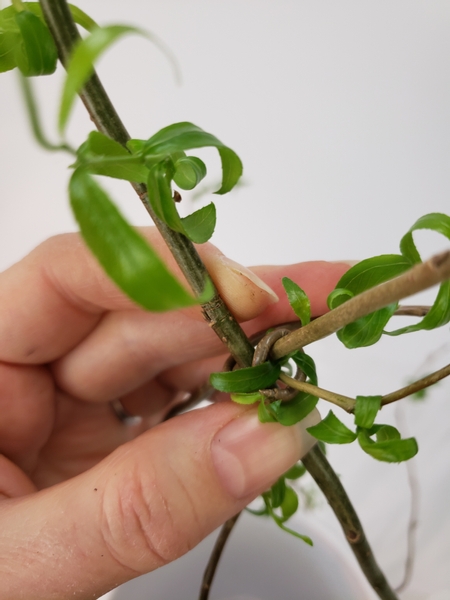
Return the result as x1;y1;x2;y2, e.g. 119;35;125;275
381;363;450;406
199;512;241;600
281;363;450;412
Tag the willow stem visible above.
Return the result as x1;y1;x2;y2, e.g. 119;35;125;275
302;446;399;600
199;512;241;600
272;250;450;360
281;363;450;412
39;0;254;366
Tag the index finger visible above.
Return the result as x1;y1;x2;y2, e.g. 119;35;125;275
0;230;349;365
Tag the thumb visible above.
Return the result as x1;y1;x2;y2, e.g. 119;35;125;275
0;402;318;599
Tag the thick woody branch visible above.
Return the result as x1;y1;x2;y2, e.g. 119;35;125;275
272;250;450;360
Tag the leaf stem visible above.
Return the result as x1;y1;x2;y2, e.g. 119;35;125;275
271;250;450;360
302;446;399;600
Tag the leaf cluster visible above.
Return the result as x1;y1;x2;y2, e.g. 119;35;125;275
328;213;450;348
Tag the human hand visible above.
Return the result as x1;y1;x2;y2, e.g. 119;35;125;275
0;230;348;599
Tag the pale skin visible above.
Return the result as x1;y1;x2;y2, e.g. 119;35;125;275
0;229;348;599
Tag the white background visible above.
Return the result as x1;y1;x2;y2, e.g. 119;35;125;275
0;1;449;599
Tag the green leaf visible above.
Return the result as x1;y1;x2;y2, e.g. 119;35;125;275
14;10;57;76
291;351;318;386
76;131;149;183
282;277;311;325
173;156;207;190
59;24;180;132
270;393;318;427
307;411;357;444
66;4;98;31
142;122;243;195
181;203;216;244
337;303;398;348
210;361;281;394
284;463;306;480
330;254;411;349
334;254;412;293
358;429;418;462
230;391;263;405
147;160;216;243
354;395;381;429
69;169;212;311
0;30;19;72
258;399;277;423
270;478;286;509
387;213;450;336
280;486;299;521
18;75;75;154
400;213;450;264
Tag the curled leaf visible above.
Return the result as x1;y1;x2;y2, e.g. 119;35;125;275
358;429;418;463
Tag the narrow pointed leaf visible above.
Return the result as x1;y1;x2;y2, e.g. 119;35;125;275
59;25;179;132
354;395;381;429
358;429;418;462
307;411;357;444
282;277;310;325
69;170;211;311
210;361;281;393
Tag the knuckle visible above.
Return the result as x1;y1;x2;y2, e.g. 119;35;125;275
99;461;201;574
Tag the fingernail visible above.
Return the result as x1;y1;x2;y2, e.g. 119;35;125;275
218;256;279;303
329;260;359;266
211;409;319;500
